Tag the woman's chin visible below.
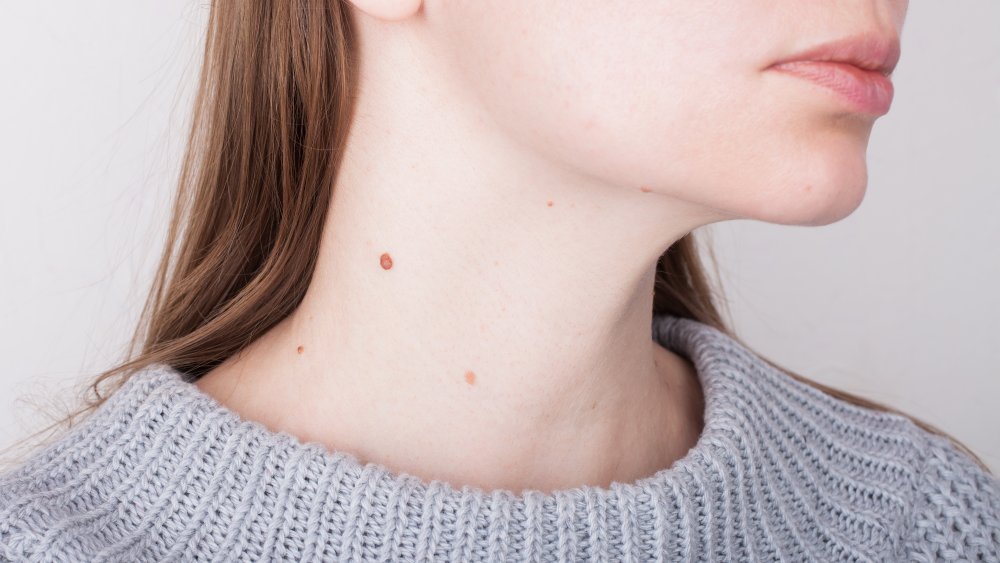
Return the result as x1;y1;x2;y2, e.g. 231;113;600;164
742;171;869;227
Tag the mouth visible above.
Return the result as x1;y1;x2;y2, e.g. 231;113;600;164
766;32;901;115
769;32;901;76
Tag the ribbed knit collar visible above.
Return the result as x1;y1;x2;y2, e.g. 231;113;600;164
2;314;927;561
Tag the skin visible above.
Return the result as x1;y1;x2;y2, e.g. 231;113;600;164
196;0;909;494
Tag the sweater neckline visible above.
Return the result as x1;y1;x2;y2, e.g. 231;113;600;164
139;313;736;499
115;314;735;492
57;313;757;560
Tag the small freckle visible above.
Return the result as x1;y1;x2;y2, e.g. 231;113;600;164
379;252;393;269
464;370;476;385
546;200;554;207
639;186;652;193
296;345;305;354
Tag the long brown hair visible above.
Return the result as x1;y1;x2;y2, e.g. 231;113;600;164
1;0;988;473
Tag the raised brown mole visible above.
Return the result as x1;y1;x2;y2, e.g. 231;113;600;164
296;345;305;354
546;200;554;207
639;186;652;193
464;370;476;385
379;252;393;270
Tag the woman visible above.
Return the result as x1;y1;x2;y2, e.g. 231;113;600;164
2;1;997;561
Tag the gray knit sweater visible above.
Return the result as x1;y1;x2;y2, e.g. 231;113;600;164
1;314;998;562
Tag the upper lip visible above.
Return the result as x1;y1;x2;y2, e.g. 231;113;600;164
769;32;901;77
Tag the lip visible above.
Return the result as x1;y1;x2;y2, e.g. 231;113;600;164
767;33;901;115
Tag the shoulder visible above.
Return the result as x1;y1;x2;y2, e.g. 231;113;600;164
0;364;185;561
898;428;1000;561
735;353;1000;559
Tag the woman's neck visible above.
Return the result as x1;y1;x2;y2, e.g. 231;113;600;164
195;44;717;491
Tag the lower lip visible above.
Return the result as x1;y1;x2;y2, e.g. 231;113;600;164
768;60;894;115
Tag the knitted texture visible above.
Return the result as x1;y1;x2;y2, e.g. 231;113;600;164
1;314;998;562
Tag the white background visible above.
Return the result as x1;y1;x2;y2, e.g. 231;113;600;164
2;2;998;471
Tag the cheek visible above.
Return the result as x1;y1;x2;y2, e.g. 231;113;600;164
430;1;775;165
436;5;706;187
434;3;764;182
